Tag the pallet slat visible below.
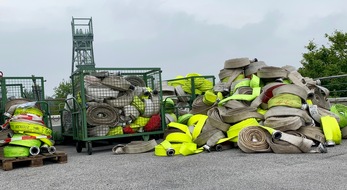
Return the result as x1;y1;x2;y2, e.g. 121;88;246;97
0;151;67;171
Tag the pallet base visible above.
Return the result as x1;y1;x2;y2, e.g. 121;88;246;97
0;151;67;171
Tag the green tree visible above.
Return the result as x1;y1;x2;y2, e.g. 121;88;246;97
53;79;72;98
299;30;347;97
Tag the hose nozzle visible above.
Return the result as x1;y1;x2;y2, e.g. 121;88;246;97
30;146;40;156
203;145;211;152
215;144;223;152
166;148;175;156
272;131;282;140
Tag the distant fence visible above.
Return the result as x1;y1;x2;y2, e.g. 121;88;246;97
316;74;347;105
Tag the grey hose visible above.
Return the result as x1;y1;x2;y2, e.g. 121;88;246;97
86;103;119;126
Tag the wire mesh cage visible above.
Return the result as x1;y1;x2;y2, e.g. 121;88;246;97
68;67;164;154
0;76;48;125
162;75;215;122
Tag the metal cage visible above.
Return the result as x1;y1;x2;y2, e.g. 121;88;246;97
66;67;164;154
0;76;49;125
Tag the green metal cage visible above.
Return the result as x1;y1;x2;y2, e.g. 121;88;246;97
163;75;215;121
67;67;164;155
0;76;50;125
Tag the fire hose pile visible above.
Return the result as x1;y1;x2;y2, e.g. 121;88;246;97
152;57;347;156
80;72;162;137
0;100;56;158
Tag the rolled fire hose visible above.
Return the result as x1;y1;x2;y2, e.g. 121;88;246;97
112;139;157;154
264;106;314;125
250;82;284;108
29;146;40;156
85;83;119;100
264;116;305;132
206;107;230;132
267;94;303;109
330;104;347;128
133;116;151;127
106;91;134;108
14;106;44;118
86;103;119;126
40;143;56;154
24;132;55;146
237;126;272;153
101;75;132;91
256;66;288;79
220;107;264;124
8;134;42;148
189;96;216;115
244;61;267;77
125;76;146;87
123;105;140;120
218;74;261;105
223;100;247;109
3;145;30;158
272;84;308;101
150;93;161;114
218;69;243;86
11;114;44;124
320;115;342;146
227;118;260;142
224;57;250;69
297;126;325;144
131;96;145;114
88;125;110;137
163;97;175;113
177;114;193;125
142;99;156;117
107;126;123;136
10;119;52;136
1;134;50;144
203;90;218;106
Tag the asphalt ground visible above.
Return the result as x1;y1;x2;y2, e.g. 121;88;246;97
2;139;347;190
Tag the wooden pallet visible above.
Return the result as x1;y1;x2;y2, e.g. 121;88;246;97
0;151;68;171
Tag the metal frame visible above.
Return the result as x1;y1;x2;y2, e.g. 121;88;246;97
71;17;95;75
67;67;164;155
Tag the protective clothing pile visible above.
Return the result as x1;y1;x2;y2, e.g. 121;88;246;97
0;100;55;158
81;72;161;137
155;57;343;156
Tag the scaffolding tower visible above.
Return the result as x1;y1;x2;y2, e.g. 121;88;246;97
71;17;95;75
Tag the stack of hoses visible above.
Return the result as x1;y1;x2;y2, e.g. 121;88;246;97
155;57;337;156
2;102;55;158
82;72;163;135
167;73;214;95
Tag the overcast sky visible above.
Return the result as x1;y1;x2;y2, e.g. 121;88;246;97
1;0;347;96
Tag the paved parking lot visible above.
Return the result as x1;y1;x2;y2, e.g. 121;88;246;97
2;139;347;190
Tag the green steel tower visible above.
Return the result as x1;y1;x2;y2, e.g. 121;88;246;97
71;17;95;75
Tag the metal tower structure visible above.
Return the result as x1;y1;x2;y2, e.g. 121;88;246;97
71;17;95;74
